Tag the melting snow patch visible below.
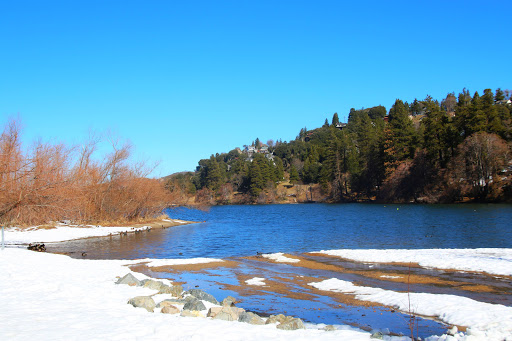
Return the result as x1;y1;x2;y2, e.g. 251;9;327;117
315;248;512;276
245;277;266;286
310;278;512;340
262;252;300;263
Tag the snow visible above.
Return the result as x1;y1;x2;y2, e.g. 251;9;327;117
315;248;512;276
0;248;375;341
2;220;192;245
245;277;267;286
310;278;512;341
262;252;300;263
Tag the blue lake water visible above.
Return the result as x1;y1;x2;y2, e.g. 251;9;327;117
56;203;512;260
50;203;512;337
162;203;512;258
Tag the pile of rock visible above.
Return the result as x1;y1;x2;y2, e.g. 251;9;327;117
116;273;306;330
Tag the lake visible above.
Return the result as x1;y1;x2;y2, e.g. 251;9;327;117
53;203;512;259
49;203;512;338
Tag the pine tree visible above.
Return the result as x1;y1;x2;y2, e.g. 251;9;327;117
332;112;340;126
289;165;299;183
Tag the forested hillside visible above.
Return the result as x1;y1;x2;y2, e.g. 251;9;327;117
166;88;512;204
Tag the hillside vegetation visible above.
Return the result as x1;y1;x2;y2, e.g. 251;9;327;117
167;88;512;205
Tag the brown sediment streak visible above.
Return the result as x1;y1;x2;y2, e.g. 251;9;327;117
147;260;240;273
246;253;503;294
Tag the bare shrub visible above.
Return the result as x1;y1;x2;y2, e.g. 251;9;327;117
0;118;171;226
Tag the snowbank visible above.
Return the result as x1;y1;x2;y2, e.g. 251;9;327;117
315;248;512;276
310;278;512;340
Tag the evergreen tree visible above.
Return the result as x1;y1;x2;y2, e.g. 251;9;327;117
332;112;340;126
383;99;417;175
289;164;300;183
323;118;329;127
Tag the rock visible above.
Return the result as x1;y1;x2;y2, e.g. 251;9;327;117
207;306;245;321
370;331;383;339
158;284;184;297
161;305;180;314
140;279;165;291
265;314;288;325
183;297;206;311
222;296;237;307
276;317;305;330
185;289;219;305
127;296;156;312
238;312;265;325
180;310;205;318
27;243;46;252
447;326;458;336
156;299;187;308
116;273;141;286
323;325;336;331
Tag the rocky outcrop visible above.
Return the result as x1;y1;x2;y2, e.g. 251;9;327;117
116;273;141;286
238;311;265;325
127;296;156;312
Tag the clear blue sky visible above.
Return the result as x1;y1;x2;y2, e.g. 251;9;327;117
1;1;510;177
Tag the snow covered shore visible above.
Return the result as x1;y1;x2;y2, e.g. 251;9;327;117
1;226;511;340
0;248;373;341
315;248;512;276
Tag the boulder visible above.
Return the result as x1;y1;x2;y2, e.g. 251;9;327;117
207;306;245;321
156;299;187;308
185;289;219;305
276;317;306;330
183;297;206;311
323;325;336;331
116;273;141;286
161;305;180;314
140;279;165;291
127;296;156;312
238;312;265;325
265;314;288;325
221;296;237;307
370;331;383;339
180;310;205;318
158;283;183;297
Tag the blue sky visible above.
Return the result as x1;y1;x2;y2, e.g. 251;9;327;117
1;0;510;176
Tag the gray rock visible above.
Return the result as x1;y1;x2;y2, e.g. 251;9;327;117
156;299;187;308
370;331;383;339
185;289;219;305
158;283;183;297
116;273;141;286
180;310;205;318
265;314;288;325
222;296;237;307
207;306;245;321
276;317;305;330
127;296;156;312
140;279;165;291
323;325;336;331
161;305;180;314
238;312;265;325
183;297;206;311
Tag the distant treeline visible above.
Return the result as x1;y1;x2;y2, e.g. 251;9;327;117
166;88;512;204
